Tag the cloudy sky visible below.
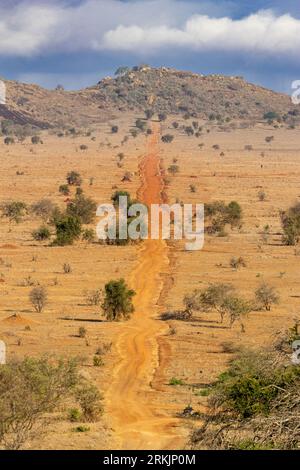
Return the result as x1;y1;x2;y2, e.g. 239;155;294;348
0;0;299;92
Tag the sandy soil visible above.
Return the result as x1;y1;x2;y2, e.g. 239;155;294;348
1;114;300;449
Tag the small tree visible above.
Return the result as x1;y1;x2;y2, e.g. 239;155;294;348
111;190;132;206
66;171;82;186
52;214;82;246
59;184;70;196
32;226;51;241
135;118;146;131
281;203;300;246
161;134;174;143
31;135;41;145
1;201;27;223
4;136;15;145
102;279;135;321
145;109;154;120
29;286;47;313
85;289;102;306
31;199;57;221
200;283;235;323
222;296;253;330
158;113;167;122
184;126;194;136
225;201;242;228
66;194;97;224
0;357;79;450
255;282;279;311
230;256;246;270
75;383;103;422
168;164;179;175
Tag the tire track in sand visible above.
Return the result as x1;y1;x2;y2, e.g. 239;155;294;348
105;122;185;450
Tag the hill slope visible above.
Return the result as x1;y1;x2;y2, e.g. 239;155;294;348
1;66;297;129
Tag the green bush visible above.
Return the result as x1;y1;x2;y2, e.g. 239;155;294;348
32;226;51;241
66;171;82;186
75;384;103;422
68;408;82;422
52;214;82;246
1;201;27;223
102;279;135;321
59;184;70;196
66;194;97;224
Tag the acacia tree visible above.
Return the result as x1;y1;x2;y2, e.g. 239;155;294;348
29;287;48;313
255;282;279;311
199;283;235;323
1;201;27;224
102;279;135;321
0;357;78;450
222;296;253;331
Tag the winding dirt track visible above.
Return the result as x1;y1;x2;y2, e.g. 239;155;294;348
105;123;184;450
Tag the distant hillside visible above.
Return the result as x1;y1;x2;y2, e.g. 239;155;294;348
1;66;298;129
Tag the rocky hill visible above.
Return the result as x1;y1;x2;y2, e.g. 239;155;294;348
1;66;298;129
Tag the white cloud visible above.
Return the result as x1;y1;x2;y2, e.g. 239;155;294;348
101;11;300;55
0;1;299;57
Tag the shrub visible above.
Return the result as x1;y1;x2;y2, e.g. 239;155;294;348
130;129;138;138
79;144;88;151
78;327;87;338
222;296;253;328
32;226;51;241
158;113;167;122
169;377;185;386
52;214;82;246
31;199;57;221
226;201;242;227
29;286;47;313
255;282;279;311
93;356;104;367
230;256;246;270
66;171;82;186
0;357;79;449
68;408;82;422
172;121;179;129
102;279;135;321
168;164;179;175
205;200;242;234
184;126;194;136
258;190;266;201
281;203;300;245
31;135;41;145
111;190;132;206
197;283;235;323
85;289;102;306
4;136;15;145
244;145;253;151
75;383;103;422
82;228;95;243
189;184;196;193
145;109;154;120
59;184;70;196
161;134;174;143
75;187;83;197
135;118;146;131
263;111;279;121
66;194;97;224
1;201;27;223
63;263;72;274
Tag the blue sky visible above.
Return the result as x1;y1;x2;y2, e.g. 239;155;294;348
0;0;299;93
